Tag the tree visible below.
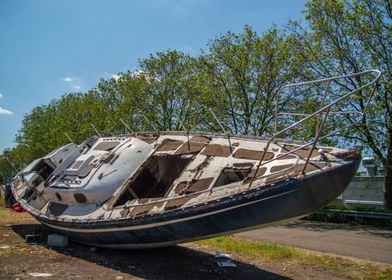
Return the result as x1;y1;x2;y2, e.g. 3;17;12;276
197;25;305;136
288;0;392;208
137;50;201;131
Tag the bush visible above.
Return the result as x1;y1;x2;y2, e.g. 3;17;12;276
304;205;392;229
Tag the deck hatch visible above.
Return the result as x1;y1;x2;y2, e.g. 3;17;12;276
78;164;94;178
164;195;196;210
246;167;267;178
201;144;232;157
94;141;120;151
174;142;206;155
233;148;274;161
189;135;211;143
282;145;332;158
70;160;84;170
175;177;214;194
270;164;293;173
156;139;183;151
136;134;159;144
47;202;68;216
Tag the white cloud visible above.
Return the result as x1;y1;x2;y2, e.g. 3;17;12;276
0;107;13;115
112;74;121;80
0;93;3;98
63;77;74;82
62;76;83;91
131;70;144;78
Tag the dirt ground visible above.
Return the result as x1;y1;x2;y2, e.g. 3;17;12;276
0;208;384;280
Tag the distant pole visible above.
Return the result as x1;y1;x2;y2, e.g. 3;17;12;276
3;155;17;173
180;123;191;151
142;115;158;131
90;123;102;138
120;119;134;134
64;132;74;143
176;103;190;132
209;109;227;134
209;109;233;153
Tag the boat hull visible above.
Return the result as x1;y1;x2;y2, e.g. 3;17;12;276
35;158;360;248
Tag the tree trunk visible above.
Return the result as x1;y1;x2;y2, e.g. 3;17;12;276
384;128;392;209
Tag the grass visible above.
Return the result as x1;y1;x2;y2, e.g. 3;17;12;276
197;236;392;280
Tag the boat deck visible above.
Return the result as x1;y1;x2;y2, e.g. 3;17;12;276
12;132;348;223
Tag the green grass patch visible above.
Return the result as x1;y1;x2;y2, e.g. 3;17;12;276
197;236;392;280
199;235;299;261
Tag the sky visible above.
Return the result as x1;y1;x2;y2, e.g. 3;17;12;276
0;0;306;151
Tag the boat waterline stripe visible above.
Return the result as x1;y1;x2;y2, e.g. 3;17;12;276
80;214;308;249
40;189;297;233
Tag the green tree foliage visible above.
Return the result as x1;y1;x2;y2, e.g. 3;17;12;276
198;26;304;136
288;0;392;208
138;50;202;131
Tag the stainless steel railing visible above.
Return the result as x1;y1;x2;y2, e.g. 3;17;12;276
112;70;382;212
248;69;382;188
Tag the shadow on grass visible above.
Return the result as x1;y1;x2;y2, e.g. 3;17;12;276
11;223;291;280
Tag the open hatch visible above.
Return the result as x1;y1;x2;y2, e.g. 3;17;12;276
114;154;193;206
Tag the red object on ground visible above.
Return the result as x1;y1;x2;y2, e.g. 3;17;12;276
13;206;24;212
12;202;21;209
10;202;25;212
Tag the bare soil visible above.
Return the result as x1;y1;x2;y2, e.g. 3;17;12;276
0;208;381;279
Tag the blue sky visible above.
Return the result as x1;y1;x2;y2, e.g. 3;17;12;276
0;0;306;151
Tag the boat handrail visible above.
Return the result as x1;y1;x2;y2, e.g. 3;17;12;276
248;69;382;188
113;70;381;211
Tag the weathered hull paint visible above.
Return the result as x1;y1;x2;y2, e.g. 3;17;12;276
35;158;359;248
